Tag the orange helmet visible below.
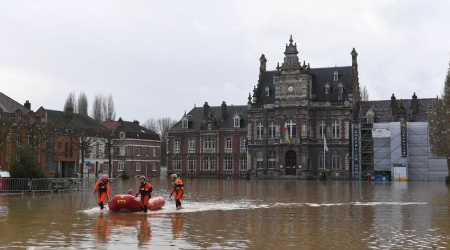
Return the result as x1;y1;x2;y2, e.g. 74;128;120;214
101;175;108;181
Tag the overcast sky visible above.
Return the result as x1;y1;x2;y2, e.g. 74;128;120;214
1;0;449;123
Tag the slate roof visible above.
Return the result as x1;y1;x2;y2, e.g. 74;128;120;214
0;92;30;114
256;66;353;104
45;109;106;129
170;104;248;131
355;98;438;123
104;120;160;141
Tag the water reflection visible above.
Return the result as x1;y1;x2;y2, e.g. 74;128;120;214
137;215;151;246
171;213;183;239
93;213;109;243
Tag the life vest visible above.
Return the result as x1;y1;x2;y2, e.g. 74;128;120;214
98;180;108;192
139;180;152;195
172;178;184;190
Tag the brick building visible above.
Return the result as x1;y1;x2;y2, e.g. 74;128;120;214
103;119;161;178
167;102;248;177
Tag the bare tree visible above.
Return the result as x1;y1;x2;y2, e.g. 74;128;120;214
77;92;89;115
98;129;122;178
143;118;158;133
91;93;116;122
91;94;103;122
106;94;116;121
65;126;101;178
429;61;450;177
361;85;369;101
143;117;177;166
64;91;77;113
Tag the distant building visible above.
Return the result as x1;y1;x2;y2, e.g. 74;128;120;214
103;119;161;178
167;102;248;177
353;93;447;181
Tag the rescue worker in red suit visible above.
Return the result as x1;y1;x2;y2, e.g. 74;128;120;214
170;174;184;208
93;175;110;210
135;175;152;212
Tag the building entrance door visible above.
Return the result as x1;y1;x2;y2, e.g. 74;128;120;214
285;150;297;175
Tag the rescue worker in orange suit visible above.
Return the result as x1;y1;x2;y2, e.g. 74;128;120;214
170;174;184;208
93;175;110;210
135;175;152;212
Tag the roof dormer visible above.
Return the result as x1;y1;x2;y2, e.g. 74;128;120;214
233;113;244;128
324;83;331;94
333;69;339;82
182;112;192;129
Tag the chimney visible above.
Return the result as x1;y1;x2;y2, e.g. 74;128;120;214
203;102;210;118
24;100;31;110
390;94;397;117
133;120;139;125
221;101;227;120
65;106;74;119
412;92;418;115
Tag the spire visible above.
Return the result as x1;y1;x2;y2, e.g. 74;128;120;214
284;35;298;55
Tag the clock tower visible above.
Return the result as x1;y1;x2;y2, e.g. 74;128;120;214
274;35;313;102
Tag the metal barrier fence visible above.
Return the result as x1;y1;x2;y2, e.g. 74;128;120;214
0;177;120;193
0;178;30;192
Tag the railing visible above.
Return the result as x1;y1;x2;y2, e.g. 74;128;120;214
0;176;120;193
0;178;30;192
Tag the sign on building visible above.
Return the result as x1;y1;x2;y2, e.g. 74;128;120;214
400;122;407;157
372;128;390;138
352;122;360;180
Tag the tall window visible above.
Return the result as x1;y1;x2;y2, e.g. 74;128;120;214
137;146;141;156
332;120;340;138
188;156;196;170
118;162;125;171
287;120;297;138
65;142;69;157
256;151;263;168
146;147;149;156
319;154;325;170
225;137;232;150
103;163;109;173
319;120;326;138
203;156;215;170
225;156;233;170
152;162;157;171
69;143;73;157
256;122;263;139
182;119;188;129
189;139;195;150
234;117;240;128
173;156;181;171
265;86;270;96
174;139;180;151
338;83;344;100
240;156;247;171
269;122;275;139
240;137;247;151
136;162;141;171
16;134;21;146
268;151;275;168
325;83;330;94
153;148;157;157
203;138;215;149
332;154;340;170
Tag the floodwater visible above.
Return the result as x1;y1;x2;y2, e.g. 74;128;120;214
1;178;450;250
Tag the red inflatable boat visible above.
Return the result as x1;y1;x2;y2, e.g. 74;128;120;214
108;195;165;212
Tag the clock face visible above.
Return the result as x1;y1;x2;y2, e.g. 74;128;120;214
288;86;294;92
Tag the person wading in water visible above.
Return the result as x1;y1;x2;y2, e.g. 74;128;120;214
169;174;184;209
135;175;152;212
93;175;111;210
